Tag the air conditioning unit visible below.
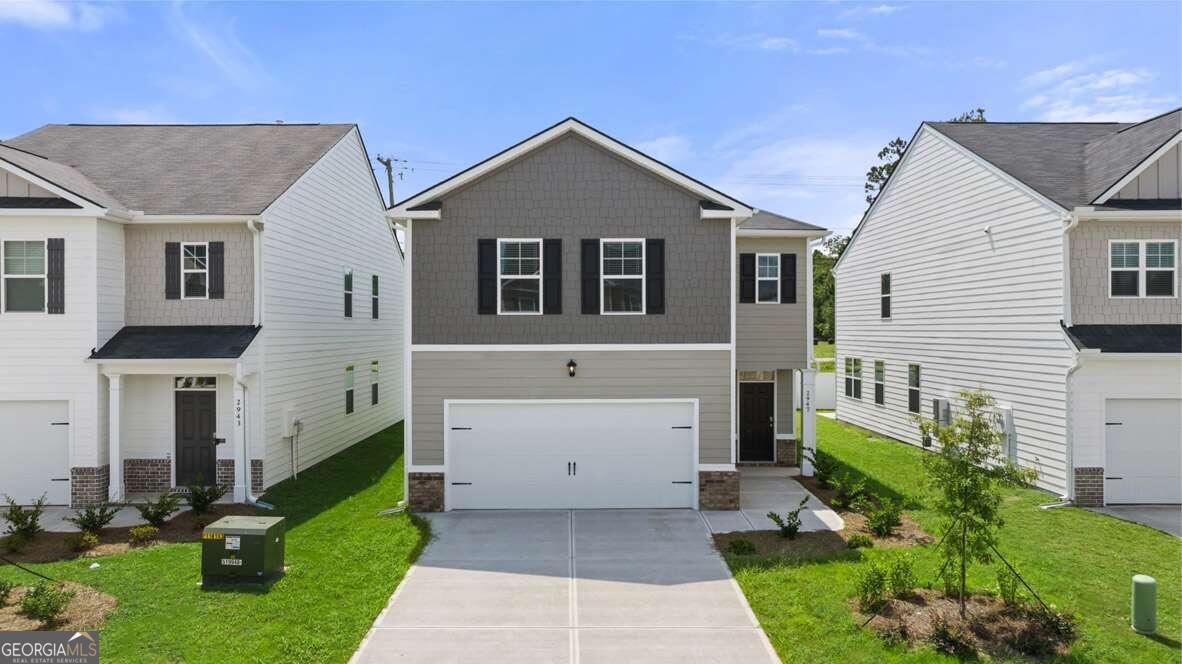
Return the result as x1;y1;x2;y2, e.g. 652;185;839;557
931;398;952;426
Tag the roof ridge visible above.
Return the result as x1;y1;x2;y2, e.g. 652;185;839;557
57;122;352;127
927;120;1126;126
1112;107;1182;135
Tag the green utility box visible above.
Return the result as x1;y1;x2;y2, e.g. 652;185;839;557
201;516;286;585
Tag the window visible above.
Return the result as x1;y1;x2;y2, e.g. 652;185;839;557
843;357;862;399
370;361;380;406
498;239;542;314
874;361;885;405
181;242;208;299
371;275;380;319
852;358;862;399
880;273;891;318
344;270;354;317
756;254;779;303
1110;240;1176;298
601;239;645;314
908;364;921;414
2;240;46;312
344;365;355;414
174;376;216;390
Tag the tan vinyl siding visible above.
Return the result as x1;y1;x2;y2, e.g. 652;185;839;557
411;349;731;466
735;236;808;369
1070;220;1181;324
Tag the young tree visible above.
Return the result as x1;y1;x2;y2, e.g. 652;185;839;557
864;108;987;206
812;234;850;343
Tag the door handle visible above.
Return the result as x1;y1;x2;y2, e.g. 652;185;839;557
567;462;572;476
573;462;577;476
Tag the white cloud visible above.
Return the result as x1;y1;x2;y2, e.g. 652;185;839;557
840;3;904;19
1020;60;1172;121
817;28;862;40
0;0;114;31
1020;58;1099;87
170;4;270;92
634;135;694;164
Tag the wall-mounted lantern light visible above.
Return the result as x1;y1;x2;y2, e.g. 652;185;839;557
566;359;578;378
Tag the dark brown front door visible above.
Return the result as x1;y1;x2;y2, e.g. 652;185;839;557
176;391;217;486
739;382;775;462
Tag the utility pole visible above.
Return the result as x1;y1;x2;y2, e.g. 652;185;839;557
375;155;411;208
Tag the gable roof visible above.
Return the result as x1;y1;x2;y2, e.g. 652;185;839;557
90;325;261;360
738;209;827;234
0;143;126;211
1086;109;1182;203
4;123;356;215
389;117;753;218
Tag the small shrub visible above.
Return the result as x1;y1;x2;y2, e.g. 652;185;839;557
3;494;47;541
767;495;809;539
888;552;917;597
64;531;99;552
184;478;227;515
129;525;159;546
830;473;866;509
847;533;873;549
850;495;873;514
856;560;888;610
727;538;757;555
2;534;27;553
929;618;975;658
66;503;121;535
0;579;14;604
866;497;903;537
19;581;75;625
939;566;960;599
136;493;182;528
804;450;839;486
1036;607;1077;641
996;565;1021;606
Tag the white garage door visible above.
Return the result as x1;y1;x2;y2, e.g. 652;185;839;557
1105;398;1182;504
0;401;71;505
447;400;697;510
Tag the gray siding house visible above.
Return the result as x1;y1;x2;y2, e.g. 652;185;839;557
390;118;827;512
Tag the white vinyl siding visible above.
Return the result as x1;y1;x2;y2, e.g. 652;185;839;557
835;127;1074;495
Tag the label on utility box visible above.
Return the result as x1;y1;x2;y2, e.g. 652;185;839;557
225;536;241;551
221;558;243;566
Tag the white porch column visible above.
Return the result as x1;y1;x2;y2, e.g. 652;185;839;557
801;368;817;477
107;373;123;502
232;378;247;503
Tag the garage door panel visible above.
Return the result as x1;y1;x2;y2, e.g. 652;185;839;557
1105;398;1181;505
0;401;70;505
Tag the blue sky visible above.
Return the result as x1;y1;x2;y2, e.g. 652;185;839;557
2;1;1179;235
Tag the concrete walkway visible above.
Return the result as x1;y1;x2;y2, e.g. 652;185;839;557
701;466;844;534
352;509;778;663
1090;505;1181;537
38;506;156;532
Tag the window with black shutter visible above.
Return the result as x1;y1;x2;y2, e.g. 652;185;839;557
581;239;600;314
543;239;562;314
477;239;497;314
780;253;796;304
47;238;64;314
208;241;224;300
645;238;664;314
164;242;181;300
739;253;755;303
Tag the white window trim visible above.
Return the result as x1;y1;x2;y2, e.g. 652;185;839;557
181;242;209;300
371;274;379;320
1;238;48;314
880;272;891;319
174;376;217;391
873;360;885;406
600;238;646;315
497;238;543;316
755;253;780;304
344;268;354;317
908;364;921;414
1108;239;1177;299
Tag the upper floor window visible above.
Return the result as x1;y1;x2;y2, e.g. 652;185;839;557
498;239;542;314
2;240;46;312
908;364;921;414
756;254;780;303
371;275;380;319
880;273;891;318
181;242;208;299
344;270;354;317
1110;240;1176;298
601;239;645;314
874;360;885;405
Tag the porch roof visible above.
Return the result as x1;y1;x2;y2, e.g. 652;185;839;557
90;325;261;360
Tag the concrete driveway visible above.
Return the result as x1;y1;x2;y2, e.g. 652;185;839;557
352;509;777;663
1091;505;1181;537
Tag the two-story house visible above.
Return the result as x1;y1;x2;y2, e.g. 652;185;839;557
835;108;1181;507
389;118;827;512
0;123;403;507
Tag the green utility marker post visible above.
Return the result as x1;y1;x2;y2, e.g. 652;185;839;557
1131;574;1157;635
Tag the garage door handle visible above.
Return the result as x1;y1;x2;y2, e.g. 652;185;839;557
1105;422;1122;426
672;481;692;485
672;425;692;430
51;478;69;482
451;482;472;486
567;462;571;476
51;422;70;426
573;462;577;476
1105;477;1123;480
451;427;472;431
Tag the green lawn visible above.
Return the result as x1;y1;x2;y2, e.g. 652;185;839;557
814;341;835;359
0;422;427;664
729;417;1182;663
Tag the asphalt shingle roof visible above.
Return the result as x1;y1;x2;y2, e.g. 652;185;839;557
91;326;261;360
739;209;827;232
1064;324;1181;354
0;143;126;210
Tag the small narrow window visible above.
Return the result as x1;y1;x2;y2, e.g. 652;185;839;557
345;365;355;414
344;270;354;317
498;239;542;314
371;274;380;319
908;364;921;414
370;361;379;405
2;240;46;312
1146;241;1176;297
601;239;645;314
756;254;780;303
1110;242;1140;297
880;273;891;318
843;357;853;397
874;360;885;405
852;358;862;399
181;242;208;299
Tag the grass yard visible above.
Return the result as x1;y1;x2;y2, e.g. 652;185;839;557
729;417;1182;663
0;422;427;664
814;341;835;359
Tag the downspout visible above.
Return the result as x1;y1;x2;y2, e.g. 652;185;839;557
246;219;262;327
241;219;272;509
1048;210;1083;506
235;368;272;509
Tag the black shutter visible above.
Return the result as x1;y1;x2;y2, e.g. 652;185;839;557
739;253;755;303
46;238;65;314
477;239;496;314
581;239;600;314
165;242;181;300
543;239;562;314
780;253;797;304
208;241;225;299
645;239;665;314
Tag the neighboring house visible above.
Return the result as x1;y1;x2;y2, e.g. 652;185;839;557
0;123;404;507
389;117;827;512
834;108;1181;506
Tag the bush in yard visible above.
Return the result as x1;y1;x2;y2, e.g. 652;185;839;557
996;565;1021;606
129;525;159;546
856;560;888;610
830;472;865;509
866;496;903;537
847;533;873;549
0;579;14;604
727;538;757;555
888;552;917;597
2;534;27;553
3;494;47;541
65;531;99;552
184;477;227;515
766;496;809;539
803;449;839;486
19;581;74;625
66;503;121;535
136;493;182;527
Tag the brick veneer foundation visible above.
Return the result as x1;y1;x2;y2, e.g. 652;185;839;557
123;458;171;494
699;470;740;510
1074;467;1104;507
775;439;799;467
70;465;110;507
408;472;445;512
251;459;264;494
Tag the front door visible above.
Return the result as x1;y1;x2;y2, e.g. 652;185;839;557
176;391;217;486
739;382;775;462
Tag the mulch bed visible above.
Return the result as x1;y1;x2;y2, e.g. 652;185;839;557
0;581;118;631
2;504;264;563
852;589;1077;660
797;474;934;548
